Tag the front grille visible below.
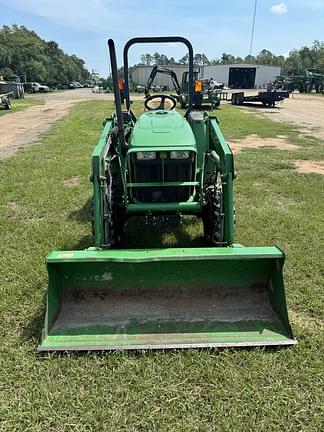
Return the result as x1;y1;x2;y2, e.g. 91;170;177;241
130;152;195;202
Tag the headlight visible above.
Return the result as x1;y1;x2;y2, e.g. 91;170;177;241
170;151;190;160
137;151;156;160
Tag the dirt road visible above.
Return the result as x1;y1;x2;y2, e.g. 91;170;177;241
0;89;143;159
0;89;110;158
242;93;324;139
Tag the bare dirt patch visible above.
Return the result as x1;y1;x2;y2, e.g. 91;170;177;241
230;134;300;153
293;160;324;175
0;101;73;159
248;93;324;139
6;201;19;209
63;176;81;187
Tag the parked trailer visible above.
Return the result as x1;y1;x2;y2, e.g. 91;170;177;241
231;90;289;107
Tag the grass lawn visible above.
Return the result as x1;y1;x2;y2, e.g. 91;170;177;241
0;100;323;431
0;97;43;116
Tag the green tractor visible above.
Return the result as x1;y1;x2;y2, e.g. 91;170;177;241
39;37;295;352
144;65;221;110
289;68;324;93
179;71;222;109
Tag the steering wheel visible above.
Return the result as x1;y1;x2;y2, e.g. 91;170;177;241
144;94;177;111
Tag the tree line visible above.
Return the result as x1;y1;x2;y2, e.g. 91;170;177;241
0;25;90;86
139;41;324;74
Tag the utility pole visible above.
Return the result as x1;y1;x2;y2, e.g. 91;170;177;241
249;0;258;56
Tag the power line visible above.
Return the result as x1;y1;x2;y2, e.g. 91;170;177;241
249;0;258;56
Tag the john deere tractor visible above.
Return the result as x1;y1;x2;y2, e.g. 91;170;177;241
39;37;295;352
286;68;324;93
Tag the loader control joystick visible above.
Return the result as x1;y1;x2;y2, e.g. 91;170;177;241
144;94;177;111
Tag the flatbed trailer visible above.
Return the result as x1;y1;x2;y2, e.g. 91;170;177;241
231;90;289;107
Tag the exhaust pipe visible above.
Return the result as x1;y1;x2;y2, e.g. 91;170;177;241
108;39;126;149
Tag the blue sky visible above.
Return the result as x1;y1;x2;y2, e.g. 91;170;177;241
0;0;323;76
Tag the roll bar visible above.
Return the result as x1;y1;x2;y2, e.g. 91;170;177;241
123;36;194;114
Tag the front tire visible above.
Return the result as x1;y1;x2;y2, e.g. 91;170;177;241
202;184;225;246
103;175;125;248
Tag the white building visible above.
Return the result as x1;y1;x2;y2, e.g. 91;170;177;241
202;64;281;89
131;64;281;89
131;65;202;88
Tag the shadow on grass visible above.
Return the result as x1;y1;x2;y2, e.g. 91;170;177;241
68;197;92;224
22;307;45;346
19;280;46;346
122;216;205;249
68;197;206;249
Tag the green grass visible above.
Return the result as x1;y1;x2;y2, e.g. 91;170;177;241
0;97;43;116
0;101;323;431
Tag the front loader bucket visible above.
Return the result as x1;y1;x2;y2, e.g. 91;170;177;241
39;247;295;351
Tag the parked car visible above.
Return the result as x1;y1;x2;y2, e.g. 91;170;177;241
56;83;69;90
135;85;145;93
69;81;83;89
23;82;49;93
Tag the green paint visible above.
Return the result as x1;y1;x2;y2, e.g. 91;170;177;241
130;110;197;148
47;246;283;263
126;181;200;188
126;202;201;213
91;119;113;247
40;326;295;351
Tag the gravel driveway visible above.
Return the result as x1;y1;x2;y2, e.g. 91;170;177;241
0;89;143;159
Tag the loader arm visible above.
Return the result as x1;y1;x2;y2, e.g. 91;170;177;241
91;116;128;249
209;117;235;245
144;66;182;97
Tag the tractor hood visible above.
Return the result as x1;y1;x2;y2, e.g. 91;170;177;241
130;110;196;149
